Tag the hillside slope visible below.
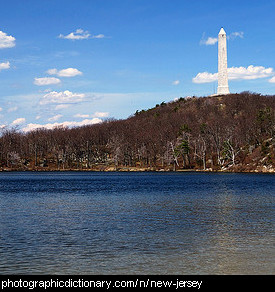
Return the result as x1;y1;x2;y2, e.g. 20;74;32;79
1;92;275;172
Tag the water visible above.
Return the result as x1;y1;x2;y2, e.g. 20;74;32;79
0;172;274;275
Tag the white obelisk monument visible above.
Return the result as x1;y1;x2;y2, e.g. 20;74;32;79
217;27;230;95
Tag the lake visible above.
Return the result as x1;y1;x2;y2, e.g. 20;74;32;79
0;172;274;274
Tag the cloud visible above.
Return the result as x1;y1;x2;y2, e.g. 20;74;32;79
228;31;244;40
55;104;70;110
228;65;273;80
93;112;109;118
40;90;86;105
0;31;15;49
0;61;10;71
11;118;26;125
74;112;109;118
46;69;58;75
172;80;180;85
74;114;90;118
58;29;106;40
92;34;105;39
48;114;63;122
59;28;90;40
200;37;218;46
200;31;244;45
47;67;83;77
192;65;274;83
22;118;102;132
269;76;275;83
0;107;2;112
192;72;217;83
34;77;61;86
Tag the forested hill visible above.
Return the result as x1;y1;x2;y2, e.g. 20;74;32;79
1;92;275;172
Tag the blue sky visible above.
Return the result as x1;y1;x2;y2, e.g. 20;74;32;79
0;0;274;131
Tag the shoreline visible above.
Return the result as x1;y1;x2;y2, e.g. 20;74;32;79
1;166;274;174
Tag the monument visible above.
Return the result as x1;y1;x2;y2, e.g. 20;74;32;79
217;27;230;95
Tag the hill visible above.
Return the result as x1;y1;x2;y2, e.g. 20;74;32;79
1;92;275;172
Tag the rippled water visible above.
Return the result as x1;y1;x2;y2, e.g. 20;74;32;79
0;172;274;274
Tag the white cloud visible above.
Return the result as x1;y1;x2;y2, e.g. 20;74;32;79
0;124;6;129
42;88;52;93
200;37;218;46
192;65;274;83
74;113;90;118
22;118;102;132
58;68;82;77
0;107;2;112
58;29;90;40
92;34;105;39
0;31;16;49
172;80;180;85
58;29;106;40
11;118;26;125
48;114;63;122
34;77;61;86
228;65;273;80
192;72;218;83
269;76;275;83
40;90;86;105
0;61;10;71
55;104;70;110
200;31;244;46
46;68;58;75
74;112;109;118
228;31;244;40
93;112;109;118
47;67;83;77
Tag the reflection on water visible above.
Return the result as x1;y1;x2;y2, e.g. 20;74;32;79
0;172;274;274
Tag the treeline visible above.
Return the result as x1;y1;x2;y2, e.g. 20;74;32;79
1;92;275;172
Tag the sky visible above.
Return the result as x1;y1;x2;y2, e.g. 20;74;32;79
0;0;275;132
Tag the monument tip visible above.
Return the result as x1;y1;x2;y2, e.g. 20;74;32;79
219;27;226;35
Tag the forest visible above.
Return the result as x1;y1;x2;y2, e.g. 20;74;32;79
0;92;275;172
